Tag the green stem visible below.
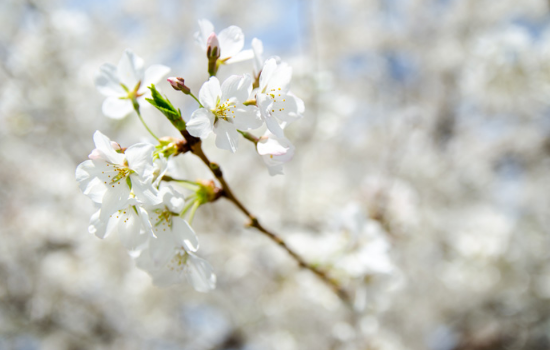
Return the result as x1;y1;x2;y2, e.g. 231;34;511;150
238;130;260;145
189;93;203;108
133;102;159;141
180;198;197;217
187;201;201;225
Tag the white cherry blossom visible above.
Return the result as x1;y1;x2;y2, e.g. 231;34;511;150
75;131;161;222
257;131;295;176
136;247;216;292
95;49;170;119
194;19;253;65
256;58;304;137
88;199;152;252
187;75;262;152
144;186;199;268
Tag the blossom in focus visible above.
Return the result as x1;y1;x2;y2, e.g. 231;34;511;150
95;49;170;119
257;131;295;176
75;130;161;222
194;19;253;64
144;186;199;267
88;199;152;251
187;75;262;152
256;58;304;137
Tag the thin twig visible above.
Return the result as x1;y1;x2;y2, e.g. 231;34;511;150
178;132;351;304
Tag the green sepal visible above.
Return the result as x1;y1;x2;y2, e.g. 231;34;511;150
146;84;187;131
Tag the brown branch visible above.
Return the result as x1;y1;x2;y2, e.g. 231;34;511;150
178;130;351;305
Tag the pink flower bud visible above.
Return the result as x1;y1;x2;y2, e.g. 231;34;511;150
88;149;102;160
206;33;220;59
167;77;191;94
110;141;121;151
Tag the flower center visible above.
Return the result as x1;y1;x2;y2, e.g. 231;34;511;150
102;162;133;188
167;248;189;272
152;208;173;235
264;88;286;114
213;98;236;122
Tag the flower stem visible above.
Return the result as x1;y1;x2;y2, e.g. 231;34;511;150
187;201;201;225
189;92;203;108
237;130;260;145
133;103;159;141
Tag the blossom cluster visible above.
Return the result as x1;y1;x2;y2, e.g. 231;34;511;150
75;19;304;291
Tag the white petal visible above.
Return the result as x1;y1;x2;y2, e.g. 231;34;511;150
88;210;108;239
225;49;254;65
266;62;292;93
76;160;108;203
137;205;154;236
102;97;133;120
232;105;262;130
271;93;302;123
186;254;216;292
199;77;221;110
264;115;285;138
187;108;214;139
99;183;131;221
142;64;170;88
159;186;185;213
221;74;252;103
148;232;175;268
125;143;154;178
213;120;239;153
117;49;144;89
172;218;199;253
257;94;285;138
251;38;264;74
291;92;305;114
152;157;168;188
118;209;148;251
194;19;215;50
131;176;161;206
257;136;290;156
218;26;244;59
92;130;125;164
259;58;278;92
95;63;124;97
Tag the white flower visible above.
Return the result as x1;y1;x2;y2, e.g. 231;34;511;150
256;58;304;137
145;186;199;267
88;199;152;251
194;19;253;64
257;131;295;176
95;49;170;119
134;187;215;292
187;75;262;152
136;248;216;292
75;131;161;222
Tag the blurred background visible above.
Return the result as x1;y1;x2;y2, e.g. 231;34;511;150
2;0;550;349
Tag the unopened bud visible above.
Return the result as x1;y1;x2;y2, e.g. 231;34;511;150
206;33;220;59
110;141;121;151
167;77;191;94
